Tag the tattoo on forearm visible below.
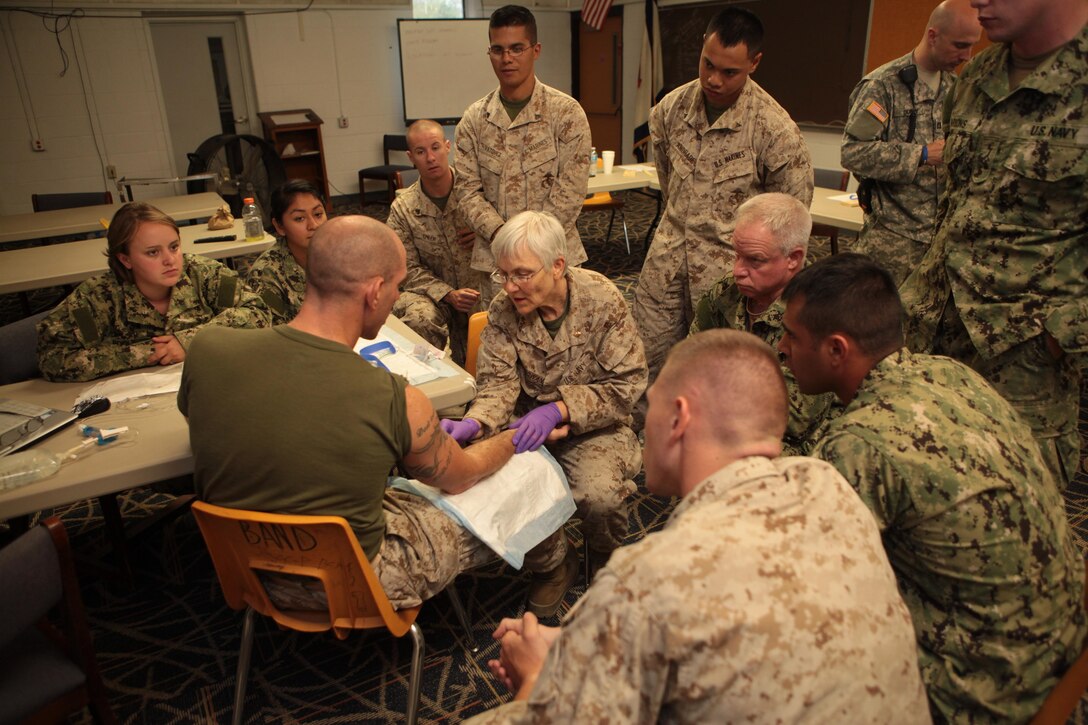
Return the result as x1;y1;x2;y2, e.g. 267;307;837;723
407;414;453;482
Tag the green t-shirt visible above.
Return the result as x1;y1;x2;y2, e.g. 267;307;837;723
501;93;532;122
178;325;412;559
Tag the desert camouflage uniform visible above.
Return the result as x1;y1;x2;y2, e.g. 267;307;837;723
387;175;486;365
690;275;840;455
37;253;269;382
812;349;1086;723
901;27;1088;488
841;52;954;285
244;239;306;325
633;78;813;383
467;267;647;553
454;78;590;303
467;456;930;724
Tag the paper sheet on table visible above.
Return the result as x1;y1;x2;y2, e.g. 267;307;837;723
75;367;183;406
623;164;657;173
354;325;458;386
829;193;860;206
389;448;575;569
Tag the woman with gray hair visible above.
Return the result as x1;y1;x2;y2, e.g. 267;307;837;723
441;210;647;614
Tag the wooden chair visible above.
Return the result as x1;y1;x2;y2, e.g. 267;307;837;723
1030;560;1088;724
31;191;113;212
191;500;474;725
582;192;630;254
358;134;412;205
813;168;850;255
0;517;117;724
465;310;489;377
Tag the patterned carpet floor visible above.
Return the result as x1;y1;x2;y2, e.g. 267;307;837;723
2;191;1087;723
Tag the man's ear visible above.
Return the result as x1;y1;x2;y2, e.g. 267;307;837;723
825;333;851;366
672;394;691;442
786;248;805;272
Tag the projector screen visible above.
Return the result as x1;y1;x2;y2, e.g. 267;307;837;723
398;19;498;125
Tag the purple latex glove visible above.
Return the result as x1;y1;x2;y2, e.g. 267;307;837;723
508;403;564;454
441;418;481;446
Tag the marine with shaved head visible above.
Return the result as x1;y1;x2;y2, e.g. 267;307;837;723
388;119;486;365
179;215;571;611
465;330;928;724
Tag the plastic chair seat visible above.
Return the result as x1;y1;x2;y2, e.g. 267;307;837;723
582;192;630;254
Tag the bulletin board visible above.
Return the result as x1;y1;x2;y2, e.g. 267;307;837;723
398;19;498;125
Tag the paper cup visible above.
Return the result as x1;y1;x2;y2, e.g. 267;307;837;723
602;150;615;175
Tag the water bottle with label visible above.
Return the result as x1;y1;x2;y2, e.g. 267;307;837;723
242;197;264;242
589;147;598;177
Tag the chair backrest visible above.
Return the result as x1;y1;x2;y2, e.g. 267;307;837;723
383;134;411;165
813;168;849;192
191;500;419;640
465;310;489;377
32;191;113;212
0;310;50;385
394;169;420;191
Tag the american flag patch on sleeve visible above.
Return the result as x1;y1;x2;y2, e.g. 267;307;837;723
866;101;889;124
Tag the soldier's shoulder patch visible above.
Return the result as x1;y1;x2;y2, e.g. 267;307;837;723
865;101;889;124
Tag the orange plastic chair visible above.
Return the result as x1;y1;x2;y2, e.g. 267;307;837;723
465;310;489;377
582;191;630;254
191;500;473;725
1030;560;1088;724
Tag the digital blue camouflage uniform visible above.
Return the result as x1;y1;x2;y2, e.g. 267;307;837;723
244;239;307;325
690;273;840;455
37;253;269;382
900;25;1087;488
812;349;1086;723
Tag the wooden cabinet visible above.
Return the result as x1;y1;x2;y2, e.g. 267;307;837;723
258;109;330;204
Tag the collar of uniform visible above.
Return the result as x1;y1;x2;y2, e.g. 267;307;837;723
681;78;749;134
849;347;912;412
268;238;304;274
973;25;1087;102
484;77;545;129
669;455;783;524
402;171;459;219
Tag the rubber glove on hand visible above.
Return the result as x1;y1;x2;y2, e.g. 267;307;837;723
440;418;481;446
508;403;564;454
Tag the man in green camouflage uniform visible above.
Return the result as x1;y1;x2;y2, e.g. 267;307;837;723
387;120;486;365
901;0;1087;488
454;5;590;304
38;254;268;382
780;254;1086;723
245;239;306;325
467;331;930;723
840;0;980;285
690;193;838;454
632;7;813;390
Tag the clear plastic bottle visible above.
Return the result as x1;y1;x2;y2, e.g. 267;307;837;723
0;450;61;492
589;147;598;177
242;197;264;242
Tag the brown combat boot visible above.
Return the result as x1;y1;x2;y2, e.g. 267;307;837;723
526;546;579;618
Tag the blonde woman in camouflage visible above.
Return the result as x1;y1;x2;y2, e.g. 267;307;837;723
37;202;269;382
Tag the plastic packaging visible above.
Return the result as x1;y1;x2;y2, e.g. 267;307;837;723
589;147;598;177
242;197;264;242
0;450;61;491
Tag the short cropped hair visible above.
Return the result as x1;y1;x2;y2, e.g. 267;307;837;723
492;211;566;269
270;179;326;225
735;193;812;256
105;202;179;283
705;6;763;56
490;5;537;44
781;253;904;356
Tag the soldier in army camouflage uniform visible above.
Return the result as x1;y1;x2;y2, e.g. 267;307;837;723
443;211;646;563
780;254;1087;723
466;330;930;724
37;202;269;382
841;0;981;285
454;5;590;304
901;0;1088;489
244;179;327;324
690;192;839;455
632;7;812;390
387;120;486;365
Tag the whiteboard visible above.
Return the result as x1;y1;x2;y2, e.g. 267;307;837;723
398;19;498;125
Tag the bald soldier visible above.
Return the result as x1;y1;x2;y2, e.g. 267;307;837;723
179;216;573;615
465;330;930;724
841;0;981;285
388;120;486;365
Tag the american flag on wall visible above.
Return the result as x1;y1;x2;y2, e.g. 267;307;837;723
581;0;613;31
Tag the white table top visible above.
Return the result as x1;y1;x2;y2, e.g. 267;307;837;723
0;192;229;246
809;186;863;232
587;165;659;194
0;315;476;520
0;219;273;295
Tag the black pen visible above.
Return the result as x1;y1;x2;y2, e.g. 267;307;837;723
194;234;237;243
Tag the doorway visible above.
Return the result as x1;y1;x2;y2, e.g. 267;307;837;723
149;19;259;177
577;12;623;161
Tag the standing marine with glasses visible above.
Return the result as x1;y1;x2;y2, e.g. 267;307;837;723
454;5;591;306
442;211;647;587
